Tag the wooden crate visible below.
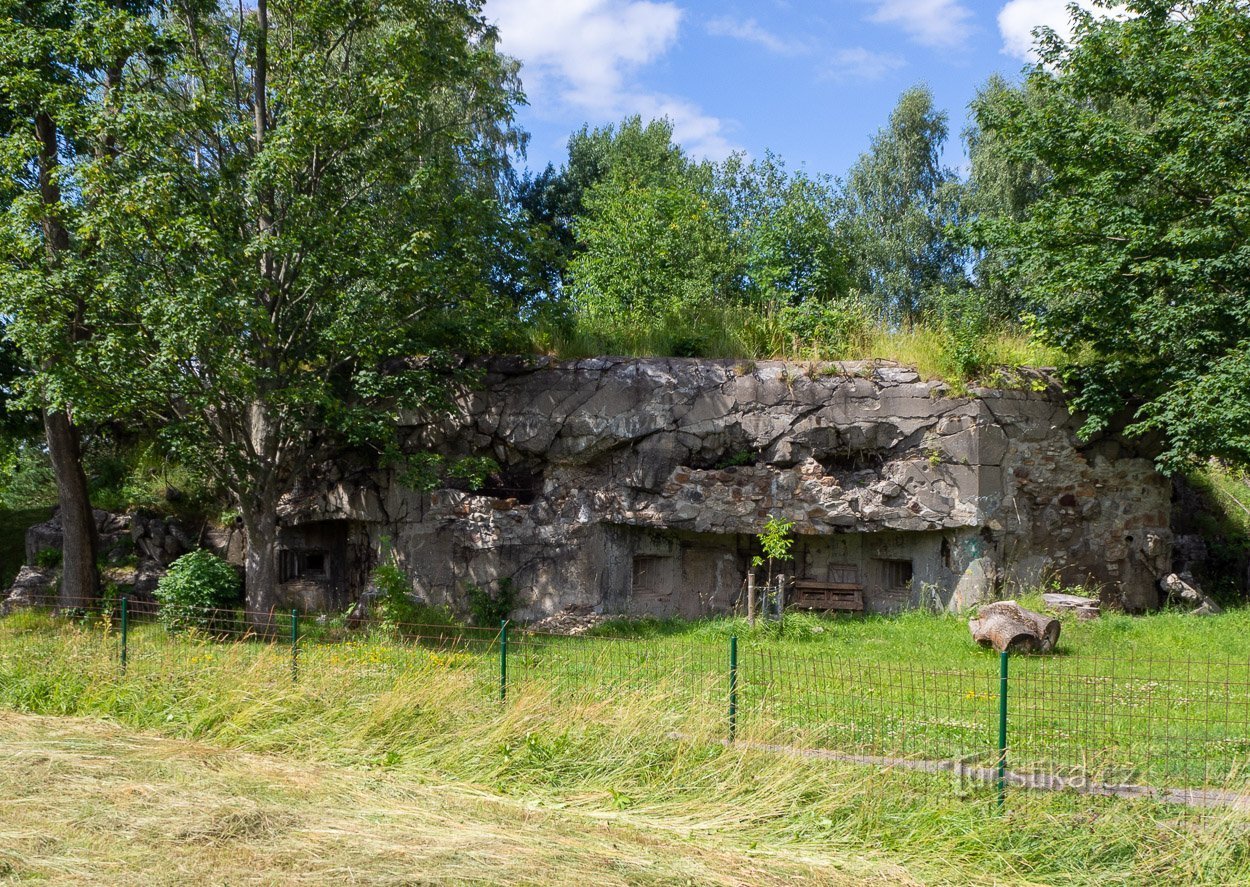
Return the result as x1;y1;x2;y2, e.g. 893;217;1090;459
790;579;865;613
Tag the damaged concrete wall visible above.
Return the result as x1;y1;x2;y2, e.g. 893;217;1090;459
278;357;1173;619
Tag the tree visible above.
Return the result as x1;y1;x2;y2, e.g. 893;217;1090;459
841;86;966;320
976;0;1250;471
961;74;1050;318
564;118;734;324
717;151;848;308
0;0;161;607
80;0;524;622
519;116;698;300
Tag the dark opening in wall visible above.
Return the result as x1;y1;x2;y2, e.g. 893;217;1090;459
877;558;914;591
302;552;327;577
682;447;761;471
279;549;330;583
632;555;667;593
817;449;887;474
450;464;544;504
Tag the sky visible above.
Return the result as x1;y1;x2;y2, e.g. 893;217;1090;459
483;0;1105;179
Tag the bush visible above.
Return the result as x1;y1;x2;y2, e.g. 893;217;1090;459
154;550;241;633
33;548;62;569
370;561;459;636
466;578;516;626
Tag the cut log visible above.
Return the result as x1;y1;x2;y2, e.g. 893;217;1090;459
969;601;1061;654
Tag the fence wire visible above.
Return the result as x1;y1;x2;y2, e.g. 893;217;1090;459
3;596;1249;810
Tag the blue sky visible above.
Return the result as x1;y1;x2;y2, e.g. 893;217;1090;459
484;0;1101;179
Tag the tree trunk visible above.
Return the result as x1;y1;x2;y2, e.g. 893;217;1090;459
242;506;281;631
33;111;99;610
968;601;1060;654
44;406;99;610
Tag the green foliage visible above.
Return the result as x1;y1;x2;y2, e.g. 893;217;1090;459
717;151;848;307
930;288;993;378
960;74;1051;319
466;578;516;627
0;443;56;510
1180;463;1250;602
841;86;967;320
534;117;852;338
0;0;163;409
398;454;501;494
975;0;1250;471
33;548;60;569
35;0;527;608
84;441;214;516
752;517;795;570
568;136;731;323
370;563;420;633
715;450;756;469
370;561;459;635
154;550;241;633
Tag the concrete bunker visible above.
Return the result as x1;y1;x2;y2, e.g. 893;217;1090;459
273;357;1175;619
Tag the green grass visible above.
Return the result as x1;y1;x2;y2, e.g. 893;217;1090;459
1;712;855;886
3;606;1250;884
528;303;1070;387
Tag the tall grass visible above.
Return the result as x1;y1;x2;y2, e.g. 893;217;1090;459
3;609;1250;884
527;301;1068;385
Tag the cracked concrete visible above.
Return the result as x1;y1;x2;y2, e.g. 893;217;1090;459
277;357;1173;619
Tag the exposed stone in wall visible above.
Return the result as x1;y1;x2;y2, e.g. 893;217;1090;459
278;357;1173;618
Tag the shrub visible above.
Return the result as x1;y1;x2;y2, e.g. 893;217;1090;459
33;548;62;569
370;561;459;636
466;578;516;626
931;288;993;379
154;550;241;633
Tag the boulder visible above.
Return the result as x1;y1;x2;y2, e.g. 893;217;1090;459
130;513;194;567
25;509;131;565
1160;572;1222;615
969;600;1060;653
1;566;57;614
1042;592;1100;616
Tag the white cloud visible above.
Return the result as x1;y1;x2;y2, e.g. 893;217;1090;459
867;0;976;49
633;94;737;161
822;47;906;82
488;0;680;111
998;0;1123;61
487;0;737;160
706;16;808;55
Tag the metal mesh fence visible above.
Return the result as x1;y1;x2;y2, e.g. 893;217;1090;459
3;596;1249;811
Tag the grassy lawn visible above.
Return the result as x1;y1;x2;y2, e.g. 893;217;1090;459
3;606;1250;884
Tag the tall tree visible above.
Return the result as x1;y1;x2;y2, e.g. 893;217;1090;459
717;151;848;308
977;0;1250;471
841;86;965;320
0;0;160;608
80;0;523;622
518;116;696;299
961;74;1050;318
564;117;733;323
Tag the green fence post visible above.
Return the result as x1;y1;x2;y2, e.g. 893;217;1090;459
500;619;509;702
120;595;128;674
729;635;738;743
290;609;299;684
997;649;1009;810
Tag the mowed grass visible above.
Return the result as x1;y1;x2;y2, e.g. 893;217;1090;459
0;712;873;887
3;607;1250;884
